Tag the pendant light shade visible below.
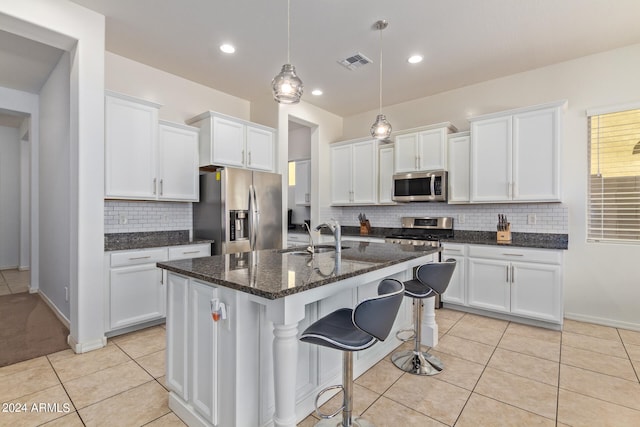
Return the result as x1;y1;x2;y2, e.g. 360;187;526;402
370;20;391;140
272;64;303;104
272;0;303;104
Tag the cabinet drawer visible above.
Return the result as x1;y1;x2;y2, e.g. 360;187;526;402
441;243;466;256
111;248;168;267
467;245;561;264
168;244;211;260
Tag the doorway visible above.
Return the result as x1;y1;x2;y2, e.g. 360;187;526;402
287;120;312;230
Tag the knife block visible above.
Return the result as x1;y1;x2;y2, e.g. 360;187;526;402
497;224;512;243
359;220;371;235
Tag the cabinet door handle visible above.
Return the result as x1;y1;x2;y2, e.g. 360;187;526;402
502;253;523;257
512;182;517;198
511;265;515;283
182;250;200;254
506;265;509;282
153;178;157;195
242;150;245;164
129;256;151;260
160;179;163;195
248;151;252;165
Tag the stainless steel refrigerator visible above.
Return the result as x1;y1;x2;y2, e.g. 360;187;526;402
193;168;283;255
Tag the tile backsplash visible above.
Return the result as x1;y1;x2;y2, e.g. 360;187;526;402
324;202;568;233
104;200;192;234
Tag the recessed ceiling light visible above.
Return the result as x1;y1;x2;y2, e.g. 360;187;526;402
407;55;423;64
311;89;323;96
220;44;236;54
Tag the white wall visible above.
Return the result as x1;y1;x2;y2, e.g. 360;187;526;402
288;126;311;160
1;0;107;352
0;125;20;269
342;43;640;330
38;51;71;319
105;52;251;124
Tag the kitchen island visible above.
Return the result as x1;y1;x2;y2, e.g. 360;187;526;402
157;242;440;427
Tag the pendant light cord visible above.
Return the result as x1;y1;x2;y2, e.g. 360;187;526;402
287;0;291;64
378;26;383;115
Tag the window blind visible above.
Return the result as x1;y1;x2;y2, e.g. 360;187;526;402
588;108;640;242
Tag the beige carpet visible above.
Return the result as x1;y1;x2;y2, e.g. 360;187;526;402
0;292;69;367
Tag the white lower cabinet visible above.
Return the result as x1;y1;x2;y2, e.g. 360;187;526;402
167;275;220;425
107;248;167;330
444;244;563;326
106;244;211;334
440;243;466;305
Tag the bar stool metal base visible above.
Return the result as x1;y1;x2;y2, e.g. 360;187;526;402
391;349;444;376
314;417;375;427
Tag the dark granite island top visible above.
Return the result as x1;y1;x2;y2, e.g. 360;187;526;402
157;242;440;300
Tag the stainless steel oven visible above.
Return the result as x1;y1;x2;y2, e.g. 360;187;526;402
392;170;447;202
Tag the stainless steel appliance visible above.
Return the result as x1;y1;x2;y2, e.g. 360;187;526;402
392;170;447;202
385;216;453;248
194;168;282;255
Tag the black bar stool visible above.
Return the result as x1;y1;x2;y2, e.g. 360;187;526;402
300;278;405;427
391;259;456;376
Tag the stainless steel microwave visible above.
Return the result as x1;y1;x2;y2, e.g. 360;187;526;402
392;170;447;202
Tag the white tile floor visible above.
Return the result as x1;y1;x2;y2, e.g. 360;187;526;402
1;309;640;426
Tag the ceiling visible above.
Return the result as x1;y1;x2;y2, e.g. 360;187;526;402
4;1;640;118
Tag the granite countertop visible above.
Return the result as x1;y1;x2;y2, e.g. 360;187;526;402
328;227;568;250
105;230;214;252
157;242;440;300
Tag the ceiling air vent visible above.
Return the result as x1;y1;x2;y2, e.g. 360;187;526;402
337;52;372;70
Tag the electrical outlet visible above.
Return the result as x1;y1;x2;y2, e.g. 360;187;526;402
458;214;465;224
527;213;537;225
65;286;69;302
118;214;127;225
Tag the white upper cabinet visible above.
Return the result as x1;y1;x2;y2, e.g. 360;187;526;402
378;145;395;204
158;122;200;201
105;92;199;202
330;139;377;205
470;101;564;203
105;92;161;199
447;132;470;203
394;123;457;173
188;111;276;172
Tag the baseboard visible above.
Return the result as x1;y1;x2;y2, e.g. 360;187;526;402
36;290;70;329
564;312;640;332
67;335;107;354
18;266;30;271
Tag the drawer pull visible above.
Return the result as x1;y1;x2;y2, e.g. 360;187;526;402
444;249;461;252
128;256;152;260
182;250;200;254
502;253;524;257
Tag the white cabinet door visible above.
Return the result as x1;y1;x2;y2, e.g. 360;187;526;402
105;94;159;199
471;116;512;202
166;273;189;400
190;281;219;424
158;123;199;201
109;263;165;329
246;125;274;171
467;257;510;313
418;128;447;171
512;107;560;201
447;133;470;203
510;262;562;322
212;116;245;168
294;159;311;205
378;145;394;203
394;133;418;173
441;245;466;305
351;140;377;204
330;144;353;204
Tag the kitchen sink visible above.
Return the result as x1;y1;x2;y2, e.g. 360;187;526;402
280;245;349;256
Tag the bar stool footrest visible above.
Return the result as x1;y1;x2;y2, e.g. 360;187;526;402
314;385;344;419
313;416;376;427
395;328;416;342
390;349;444;376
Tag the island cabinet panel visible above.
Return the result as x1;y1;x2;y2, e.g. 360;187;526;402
166;275;220;425
440;243;466;305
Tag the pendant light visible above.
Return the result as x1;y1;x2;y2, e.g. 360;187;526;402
370;20;392;140
271;0;303;104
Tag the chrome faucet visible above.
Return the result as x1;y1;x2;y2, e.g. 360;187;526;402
315;219;342;253
302;222;315;255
